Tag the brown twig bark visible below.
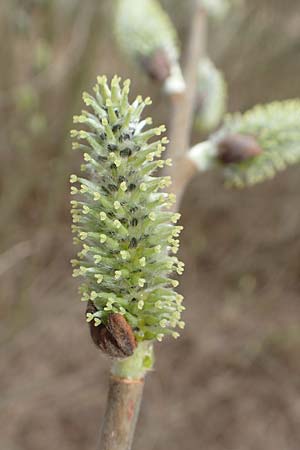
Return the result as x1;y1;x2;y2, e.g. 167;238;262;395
166;1;208;209
99;376;144;450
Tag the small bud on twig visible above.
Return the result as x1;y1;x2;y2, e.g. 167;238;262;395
217;134;262;164
139;48;171;83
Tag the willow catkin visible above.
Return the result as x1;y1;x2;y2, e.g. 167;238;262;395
70;75;185;345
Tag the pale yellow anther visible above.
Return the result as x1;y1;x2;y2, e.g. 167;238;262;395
86;313;94;323
95;274;103;284
139;257;146;267
79;131;88;139
73;115;85;124
97;75;107;85
156;125;166;135
81;247;88;256
112;74;121;86
70;175;78;183
81;293;89;302
138;300;144;310
176;294;184;305
71;187;78;195
70;130;78;138
104;305;112;311
94;318;101;327
120;250;129;260
146;153;155;162
115;271;122;280
168;193;176;204
72;269;80;278
120;181;127;192
138;278;146;288
171;213;181;223
160;319;168;328
160;176;171;188
124;79;131;88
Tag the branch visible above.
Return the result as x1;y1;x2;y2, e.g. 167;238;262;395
99;376;144;450
0;241;32;277
166;1;208;209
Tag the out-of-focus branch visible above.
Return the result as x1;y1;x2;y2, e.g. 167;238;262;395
165;1;208;210
0;241;32;277
0;1;97;110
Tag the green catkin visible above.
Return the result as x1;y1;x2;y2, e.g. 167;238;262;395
189;99;300;186
115;0;185;93
194;58;227;134
71;75;184;342
214;100;300;187
115;0;178;58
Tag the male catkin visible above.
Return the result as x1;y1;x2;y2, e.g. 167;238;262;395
71;76;185;344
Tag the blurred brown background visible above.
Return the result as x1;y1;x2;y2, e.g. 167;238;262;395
1;1;300;449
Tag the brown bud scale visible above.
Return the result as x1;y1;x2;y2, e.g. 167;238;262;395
139;48;171;83
86;301;137;358
217;134;262;165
